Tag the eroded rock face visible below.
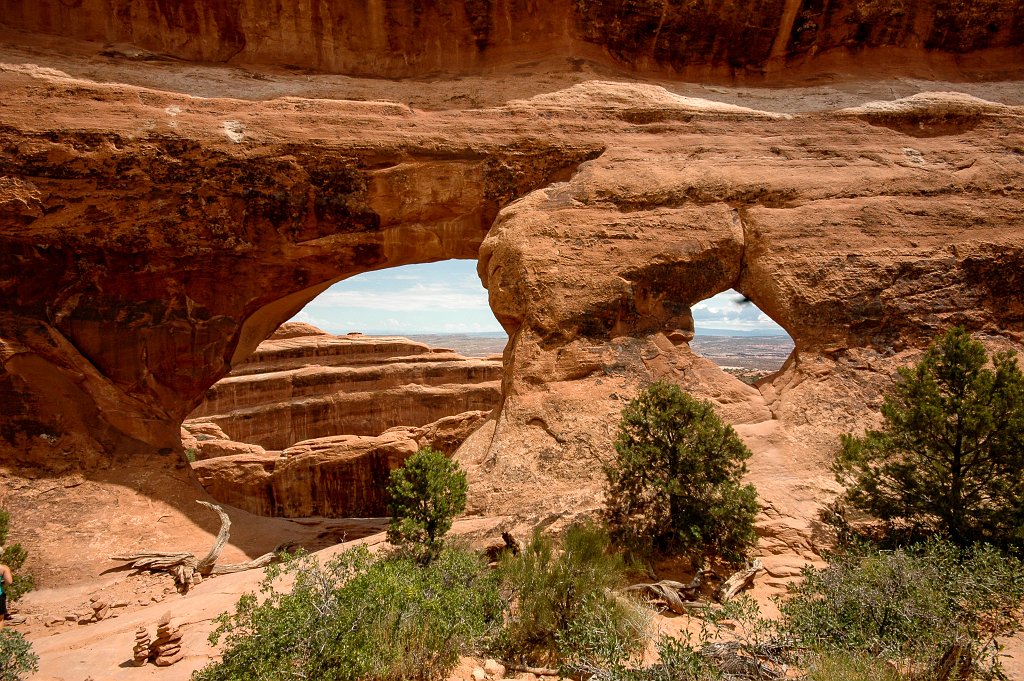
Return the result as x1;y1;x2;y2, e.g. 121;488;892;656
457;88;1024;553
0;63;596;468
1;1;1020;78
186;324;502;450
192;411;491;517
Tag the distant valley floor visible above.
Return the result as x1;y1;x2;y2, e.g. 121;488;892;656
406;333;794;373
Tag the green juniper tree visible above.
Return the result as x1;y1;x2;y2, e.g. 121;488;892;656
603;381;759;567
386;448;468;562
835;327;1024;548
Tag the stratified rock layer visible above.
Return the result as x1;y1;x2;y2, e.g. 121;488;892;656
192;411;491;517
186;324;502;450
1;1;1021;78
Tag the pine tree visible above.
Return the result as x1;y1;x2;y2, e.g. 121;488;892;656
835;328;1024;547
386;448;468;561
604;381;759;565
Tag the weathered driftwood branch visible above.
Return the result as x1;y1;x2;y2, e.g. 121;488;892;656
700;640;787;680
717;559;763;602
195;500;230;574
211;552;277;575
623;563;708;614
111;501;276;590
625;559;763;614
623;578;701;614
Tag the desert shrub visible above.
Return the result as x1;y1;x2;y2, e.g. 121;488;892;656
387;448;468;562
604;381;758;566
193;544;502;681
601;634;726;681
801;651;902;681
495;523;651;674
0;630;38;681
591;598;782;681
559;539;1024;680
778;540;1024;679
835;327;1024;548
0;510;34;601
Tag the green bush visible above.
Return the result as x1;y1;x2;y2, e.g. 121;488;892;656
604;381;759;566
495;523;651;674
0;629;38;681
801;651;901;681
387;448;468;562
835;327;1024;548
193;545;502;681
0;510;34;601
778;540;1024;679
545;538;1024;680
600;634;726;681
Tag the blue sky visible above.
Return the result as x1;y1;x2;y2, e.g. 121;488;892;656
291;260;787;336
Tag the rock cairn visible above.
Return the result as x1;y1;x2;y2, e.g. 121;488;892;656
90;597;110;622
132;627;151;667
151;615;185;667
132;616;185;667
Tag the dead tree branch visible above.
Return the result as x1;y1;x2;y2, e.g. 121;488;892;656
111;501;277;590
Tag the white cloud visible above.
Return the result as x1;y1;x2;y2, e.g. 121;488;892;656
317;282;491;312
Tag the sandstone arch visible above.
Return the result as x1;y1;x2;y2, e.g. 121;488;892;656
1;60;1023;587
0;73;601;468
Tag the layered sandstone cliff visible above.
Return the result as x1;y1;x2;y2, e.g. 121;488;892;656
191;410;490;517
186;323;502;450
180;323;499;517
1;1;1020;79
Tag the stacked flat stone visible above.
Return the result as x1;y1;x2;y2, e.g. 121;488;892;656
132;627;151;667
90;597;110;621
149;616;185;667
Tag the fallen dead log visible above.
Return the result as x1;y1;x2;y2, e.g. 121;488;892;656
111;501;278;590
622;566;707;614
623;579;696;614
717;559;763;602
210;552;278;575
625;559;763;614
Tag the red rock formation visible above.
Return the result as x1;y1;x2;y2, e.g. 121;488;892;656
456;87;1024;544
0;62;594;469
186;325;502;450
0;22;1023;577
192;411;490;517
0;1;1020;79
